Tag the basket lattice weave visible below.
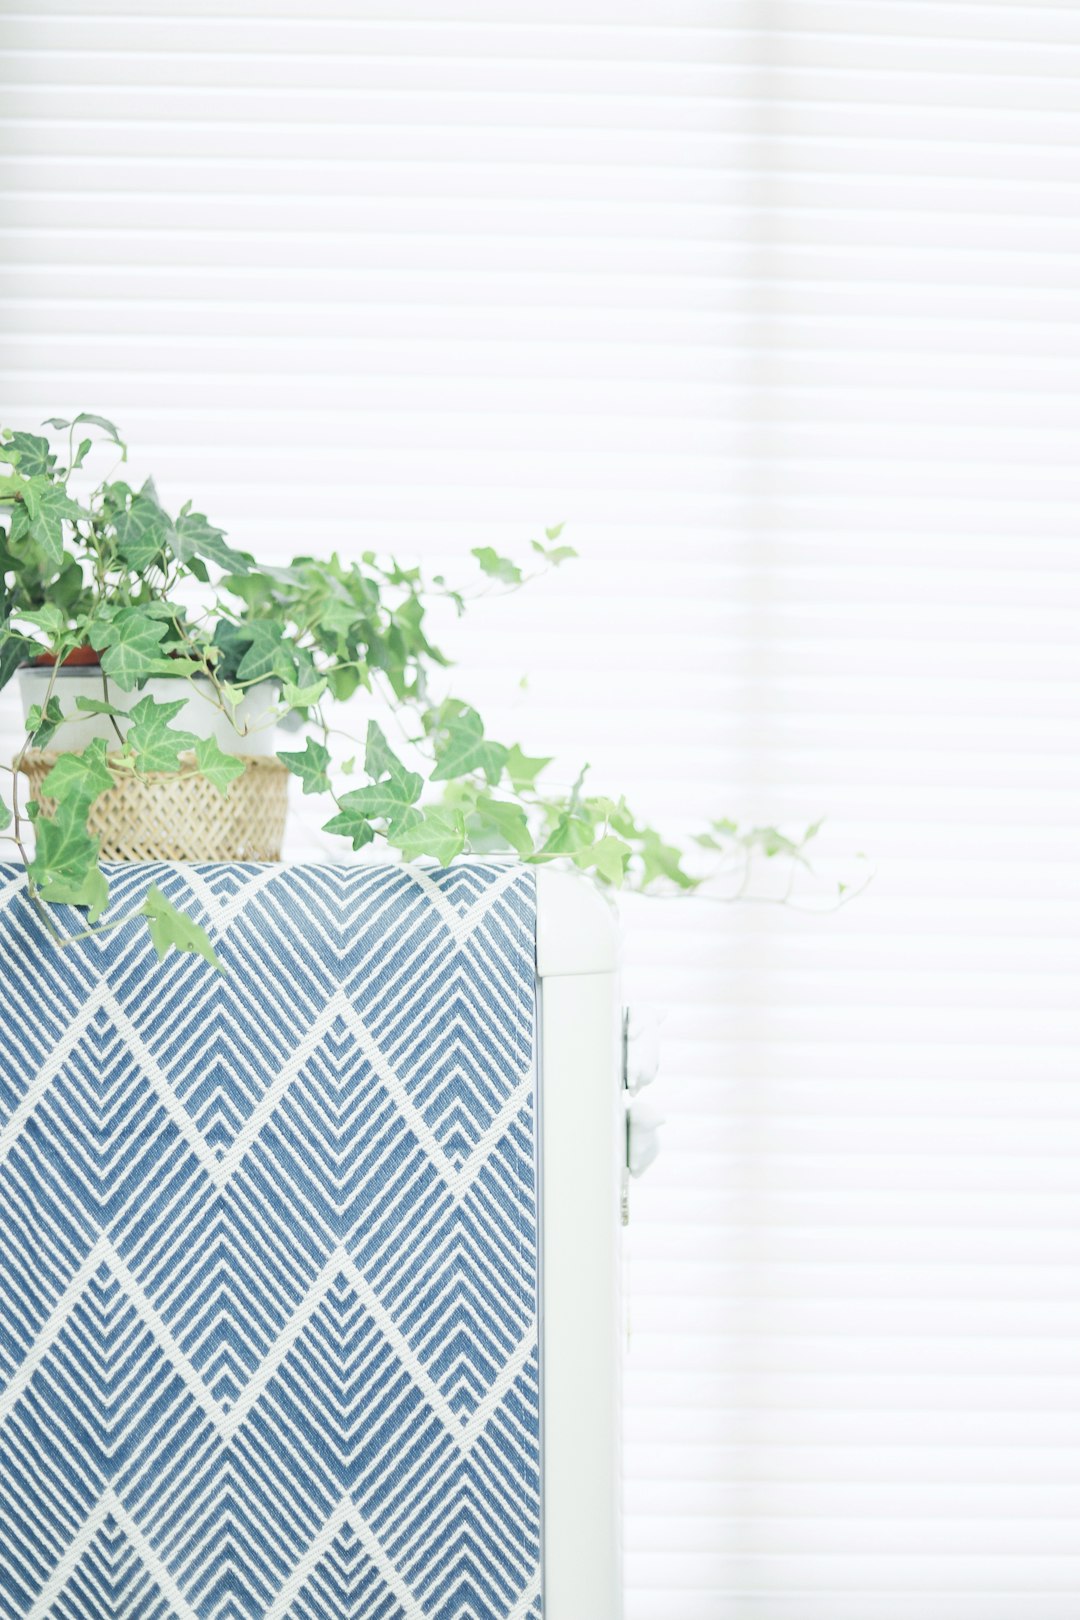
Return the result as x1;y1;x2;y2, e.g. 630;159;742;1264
19;750;289;863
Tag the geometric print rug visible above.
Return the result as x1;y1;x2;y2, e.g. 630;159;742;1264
0;860;541;1620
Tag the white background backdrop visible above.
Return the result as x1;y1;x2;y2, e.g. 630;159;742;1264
4;3;1080;1616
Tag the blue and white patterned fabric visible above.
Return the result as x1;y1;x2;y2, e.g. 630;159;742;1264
0;860;542;1620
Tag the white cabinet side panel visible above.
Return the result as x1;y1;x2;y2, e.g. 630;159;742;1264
539;969;623;1620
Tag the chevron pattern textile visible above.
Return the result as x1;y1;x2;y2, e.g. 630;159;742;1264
0;859;542;1620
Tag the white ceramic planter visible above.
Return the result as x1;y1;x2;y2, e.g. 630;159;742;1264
17;666;279;757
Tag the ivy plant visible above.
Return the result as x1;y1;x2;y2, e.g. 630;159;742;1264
0;415;835;967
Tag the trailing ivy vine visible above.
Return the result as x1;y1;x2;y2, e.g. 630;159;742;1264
0;415;839;967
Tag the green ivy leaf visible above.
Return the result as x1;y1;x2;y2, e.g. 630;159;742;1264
74;696;120;716
142;883;223;971
159;656;203;680
746;825;804;862
26;695;65;748
234;621;298;684
0;796;10;831
1;432;53;477
319;598;362;640
430;708;508;786
42;413;126;456
89;607;172;691
279;736;332;796
38;861;110;922
220;569;278;611
365;720;414;787
133;599;183;621
321;807;375;850
531;530;578;566
126;695;199;772
40;738;115;809
539;809;593;858
113;488;170;571
280;676;327;711
17;479;88;571
208;620;250;685
473;796;533;855
0;630;30;692
170;505;254;576
531;540;578;565
639;827;698;890
15;602;67;643
194;736;246;797
472;546;523;585
326;664;363;703
504;742;552;792
51;559;85;612
28;800;100;901
573;834;632;888
335;773;423;827
389;806;466;866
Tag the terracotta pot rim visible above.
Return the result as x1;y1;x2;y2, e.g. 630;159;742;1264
28;646;100;669
25;648;221;674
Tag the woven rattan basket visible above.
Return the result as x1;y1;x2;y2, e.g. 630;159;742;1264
19;750;289;863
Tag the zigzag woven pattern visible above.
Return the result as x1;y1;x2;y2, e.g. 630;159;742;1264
0;860;542;1620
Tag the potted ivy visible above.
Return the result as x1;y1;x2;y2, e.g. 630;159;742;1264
0;414;828;967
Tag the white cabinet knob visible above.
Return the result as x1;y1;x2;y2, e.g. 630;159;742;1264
627;1102;664;1178
623;1005;660;1094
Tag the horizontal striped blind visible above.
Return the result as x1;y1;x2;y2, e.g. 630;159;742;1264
3;3;1080;1617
